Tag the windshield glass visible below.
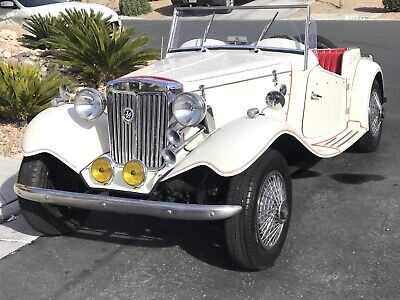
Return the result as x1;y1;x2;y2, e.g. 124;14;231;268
168;5;316;54
17;0;68;7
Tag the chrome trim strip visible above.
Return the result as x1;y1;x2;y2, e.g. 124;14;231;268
329;130;353;147
337;131;358;148
14;184;242;221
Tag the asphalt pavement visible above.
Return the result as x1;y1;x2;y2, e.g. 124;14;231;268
0;21;399;299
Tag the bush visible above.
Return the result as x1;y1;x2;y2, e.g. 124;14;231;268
0;63;72;122
19;15;58;50
383;0;400;11
18;9;113;50
47;9;159;85
119;0;152;16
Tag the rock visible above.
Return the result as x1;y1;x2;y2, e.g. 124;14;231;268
40;65;47;75
40;50;52;57
22;60;35;66
46;62;59;70
6;57;18;64
34;49;44;57
29;55;38;61
2;50;12;59
18;51;31;58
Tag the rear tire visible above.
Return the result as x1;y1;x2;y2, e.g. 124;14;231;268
354;80;384;152
225;149;291;270
18;155;90;236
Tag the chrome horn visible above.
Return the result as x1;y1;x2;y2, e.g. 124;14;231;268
162;126;205;165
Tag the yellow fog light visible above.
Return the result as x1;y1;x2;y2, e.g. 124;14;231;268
91;157;113;184
123;160;146;187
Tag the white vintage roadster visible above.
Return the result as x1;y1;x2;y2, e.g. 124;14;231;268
14;4;385;270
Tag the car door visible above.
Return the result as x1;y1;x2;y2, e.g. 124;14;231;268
302;67;348;139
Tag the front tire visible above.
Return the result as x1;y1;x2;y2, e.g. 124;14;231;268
225;149;292;270
354;79;384;152
18;155;90;236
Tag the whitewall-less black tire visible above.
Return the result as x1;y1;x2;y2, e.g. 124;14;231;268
225;149;292;270
18;155;90;236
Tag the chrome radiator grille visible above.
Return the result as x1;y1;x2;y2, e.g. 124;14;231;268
107;90;168;169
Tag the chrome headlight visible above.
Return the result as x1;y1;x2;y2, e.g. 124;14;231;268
74;88;105;120
172;92;206;127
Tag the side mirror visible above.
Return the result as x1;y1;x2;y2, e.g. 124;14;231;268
0;1;16;8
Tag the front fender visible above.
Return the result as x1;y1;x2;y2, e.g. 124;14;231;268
164;116;316;180
22;104;109;173
349;58;383;128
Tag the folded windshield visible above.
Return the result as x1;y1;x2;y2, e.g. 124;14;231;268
168;5;316;54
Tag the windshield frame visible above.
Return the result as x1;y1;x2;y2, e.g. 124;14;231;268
167;4;312;70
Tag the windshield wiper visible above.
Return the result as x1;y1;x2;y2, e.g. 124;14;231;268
200;12;216;52
253;12;279;51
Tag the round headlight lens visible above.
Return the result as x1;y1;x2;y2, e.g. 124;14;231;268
172;92;206;127
123;160;146;187
91;157;113;184
74;88;105;120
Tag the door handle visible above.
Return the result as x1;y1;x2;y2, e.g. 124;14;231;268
311;92;322;100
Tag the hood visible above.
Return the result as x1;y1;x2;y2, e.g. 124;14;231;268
125;50;292;91
27;2;118;21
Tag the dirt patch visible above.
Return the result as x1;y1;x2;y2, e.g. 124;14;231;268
0;122;25;159
81;0;119;10
311;0;400;19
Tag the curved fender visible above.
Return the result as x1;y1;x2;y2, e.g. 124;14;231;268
349;58;383;129
163;116;319;180
22;104;109;173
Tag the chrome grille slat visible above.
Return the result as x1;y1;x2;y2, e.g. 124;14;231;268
107;90;167;169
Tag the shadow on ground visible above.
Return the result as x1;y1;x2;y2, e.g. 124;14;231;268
155;5;174;16
354;7;390;13
74;212;242;271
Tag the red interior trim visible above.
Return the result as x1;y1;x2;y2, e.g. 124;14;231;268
312;48;347;75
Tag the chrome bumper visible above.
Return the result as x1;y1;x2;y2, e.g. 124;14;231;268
14;183;242;221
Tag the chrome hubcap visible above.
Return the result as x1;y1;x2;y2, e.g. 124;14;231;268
369;90;382;137
256;171;287;249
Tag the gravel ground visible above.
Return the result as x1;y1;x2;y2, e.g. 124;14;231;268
0;122;25;159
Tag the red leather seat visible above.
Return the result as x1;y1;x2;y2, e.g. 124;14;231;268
312;48;347;75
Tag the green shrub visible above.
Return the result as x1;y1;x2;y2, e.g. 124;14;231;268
48;9;159;85
119;0;152;16
383;0;400;11
18;9;113;50
0;63;71;122
18;15;58;50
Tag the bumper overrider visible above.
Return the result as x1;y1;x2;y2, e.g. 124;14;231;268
14;183;242;221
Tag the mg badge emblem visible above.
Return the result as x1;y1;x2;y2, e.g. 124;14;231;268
122;107;134;123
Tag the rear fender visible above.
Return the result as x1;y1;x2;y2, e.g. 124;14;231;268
349;58;383;128
22;104;109;173
163;116;319;180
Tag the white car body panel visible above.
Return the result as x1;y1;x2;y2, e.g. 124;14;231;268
0;0;120;24
22;105;109;173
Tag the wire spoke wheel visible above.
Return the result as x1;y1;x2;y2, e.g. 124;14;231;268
369;89;383;138
256;171;288;249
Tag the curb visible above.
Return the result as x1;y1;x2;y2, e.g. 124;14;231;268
0;156;21;223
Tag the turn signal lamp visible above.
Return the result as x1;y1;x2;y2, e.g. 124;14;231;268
91;157;113;184
123;160;146;187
